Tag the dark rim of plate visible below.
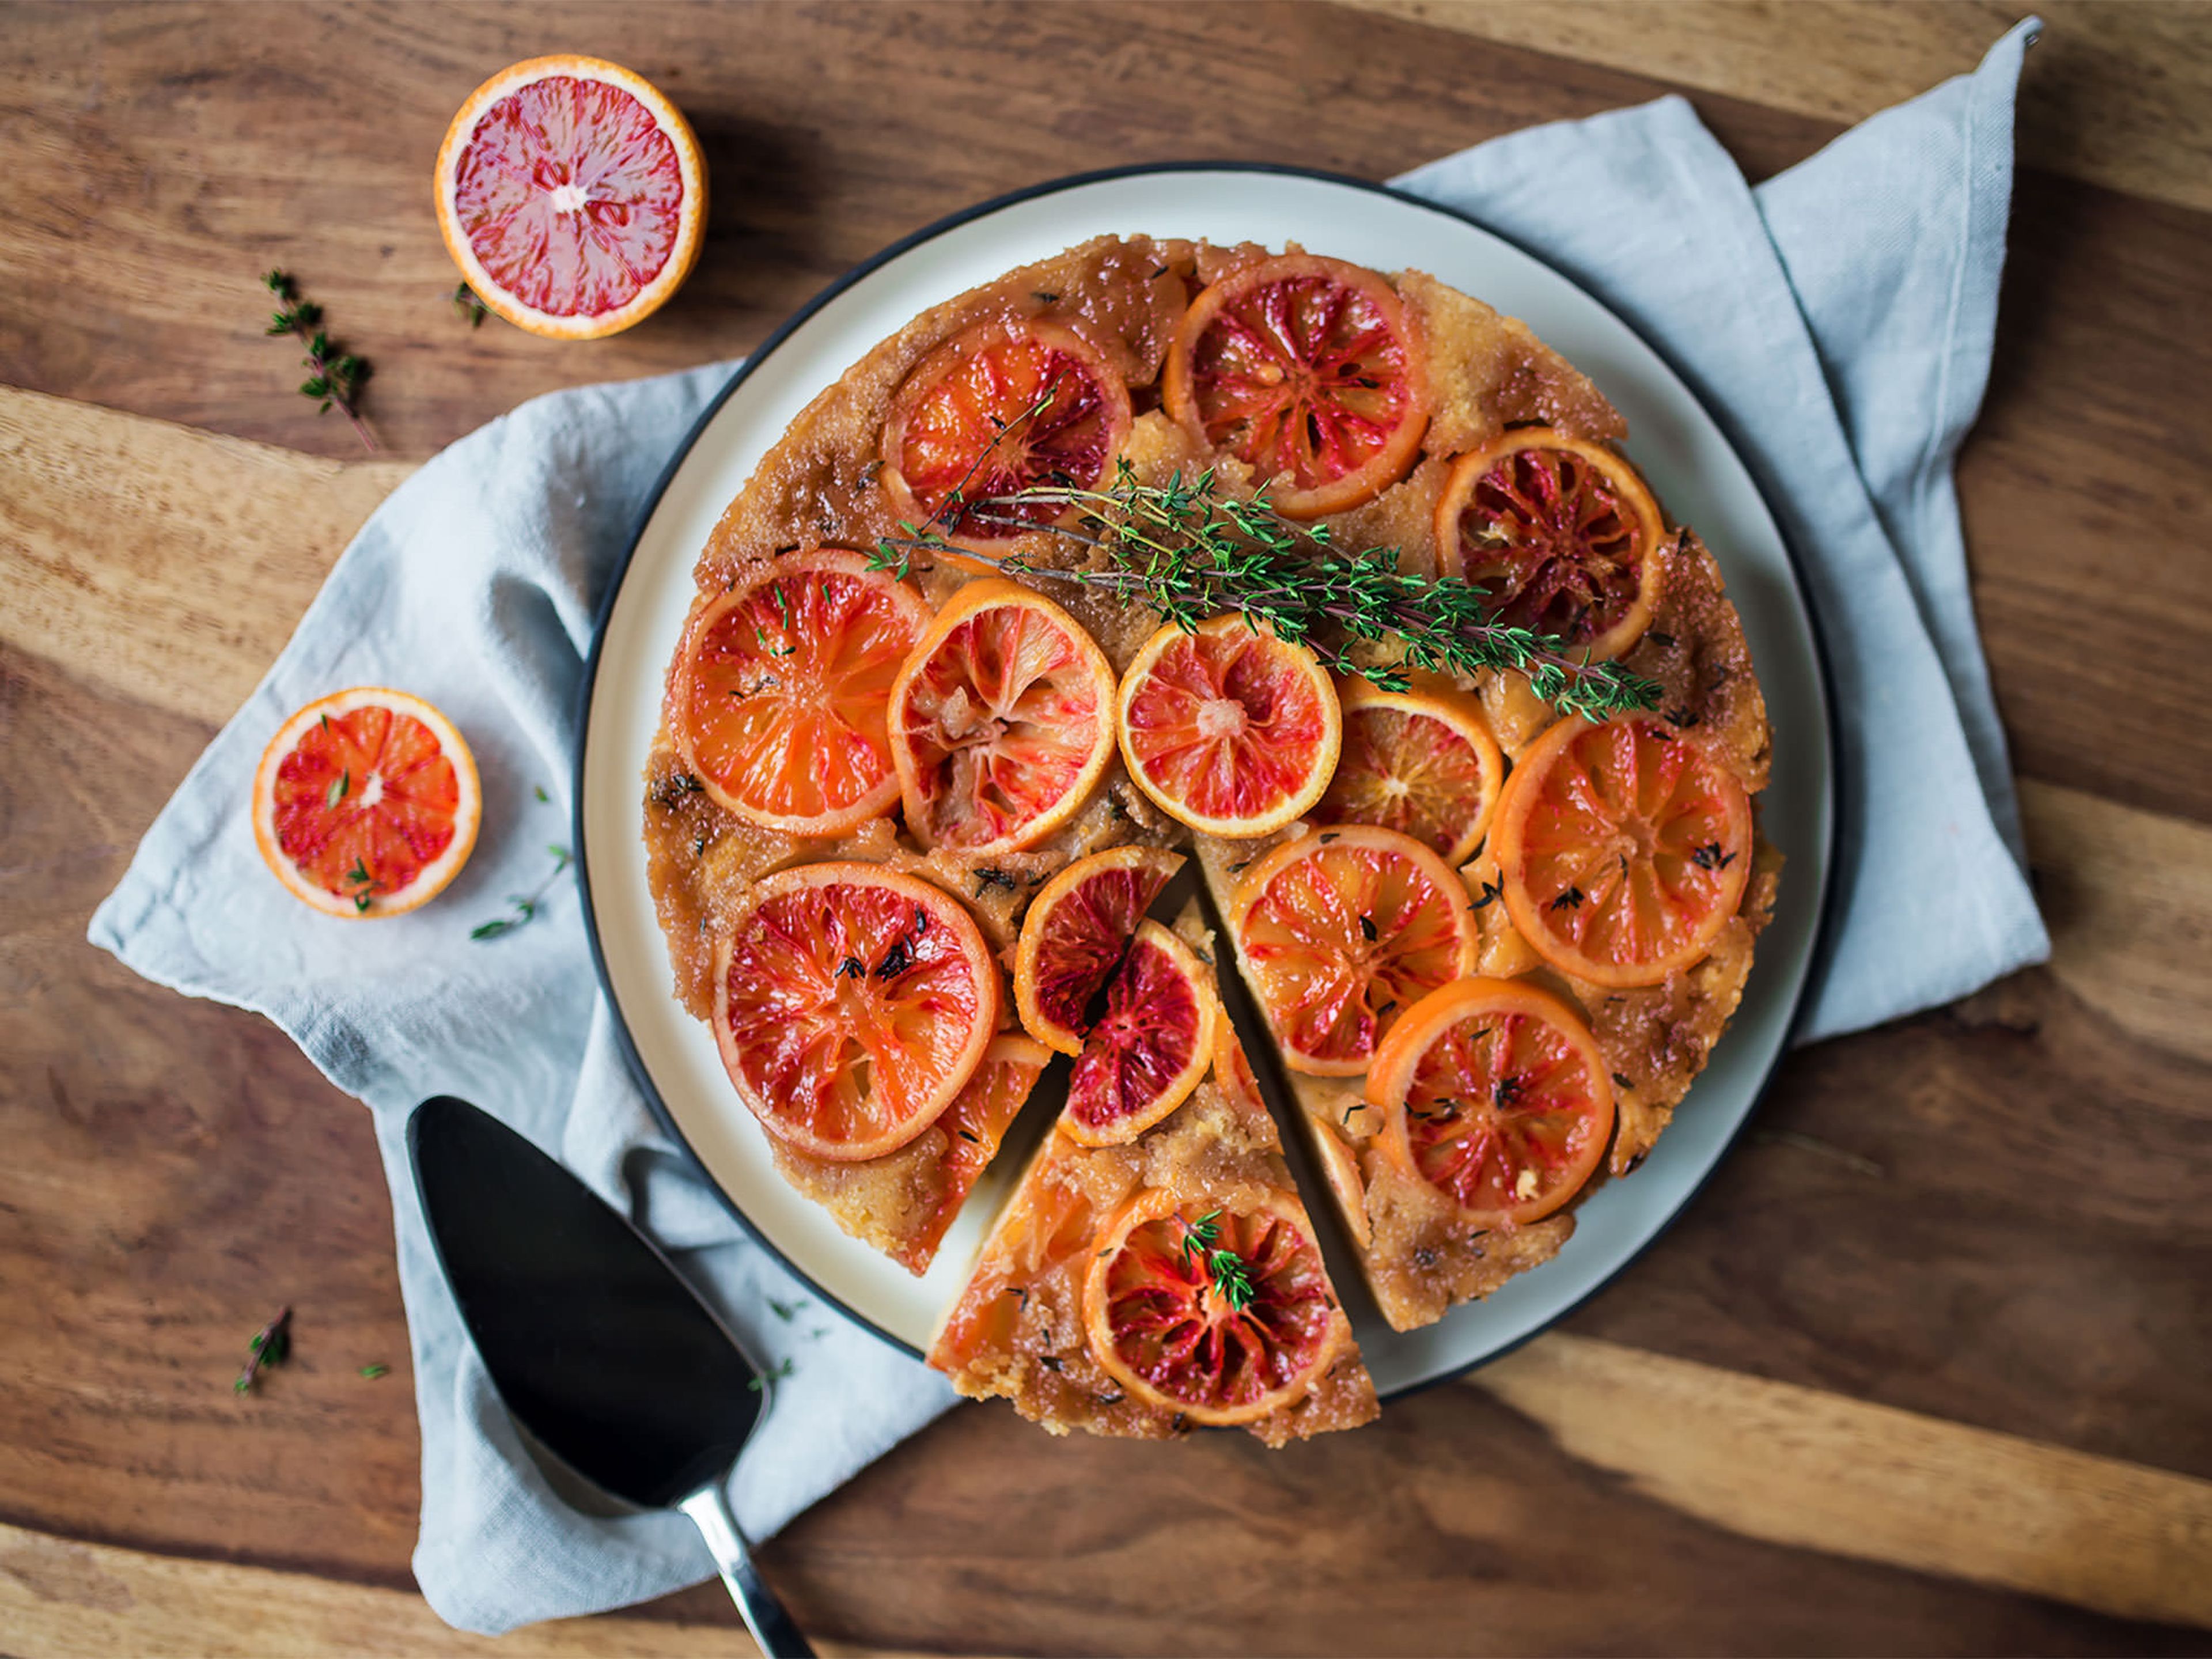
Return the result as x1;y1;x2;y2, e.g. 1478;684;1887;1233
571;160;1847;1396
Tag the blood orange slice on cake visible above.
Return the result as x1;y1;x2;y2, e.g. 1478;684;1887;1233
888;580;1118;854
1116;615;1341;838
668;549;931;836
1163;252;1430;519
1309;677;1505;866
1013;846;1187;1055
1062;920;1219;1147
1489;714;1752;988
713;863;1000;1162
435;56;706;340
252;687;480;919
1366;977;1615;1229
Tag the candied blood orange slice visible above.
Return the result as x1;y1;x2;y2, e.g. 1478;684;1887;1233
1162;252;1430;520
1435;431;1666;662
892;1033;1052;1276
889;579;1118;854
1490;715;1753;988
930;1162;1104;1374
252;687;481;919
713;863;1000;1162
1229;825;1478;1077
1062;920;1218;1147
1082;1190;1345;1426
1309;677;1505;866
1013;845;1187;1055
1116;615;1342;838
881;320;1133;559
668;549;931;836
435;56;706;340
1211;1018;1267;1122
1366;977;1615;1229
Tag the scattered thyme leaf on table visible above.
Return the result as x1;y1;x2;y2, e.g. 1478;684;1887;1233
472;844;573;941
262;271;374;450
234;1305;293;1395
450;282;488;327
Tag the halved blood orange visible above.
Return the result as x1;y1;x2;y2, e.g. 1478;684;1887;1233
1366;976;1615;1229
435;57;706;340
1116;616;1342;838
1309;677;1505;866
889;579;1118;854
1489;715;1753;988
1013;845;1187;1055
893;1033;1053;1276
1082;1190;1344;1426
1162;252;1430;520
1435;430;1666;662
1062;920;1218;1147
713;863;1000;1162
1228;824;1478;1077
252;687;480;919
668;549;931;836
880;320;1133;560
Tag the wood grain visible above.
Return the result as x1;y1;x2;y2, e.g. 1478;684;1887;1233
1345;1;2212;214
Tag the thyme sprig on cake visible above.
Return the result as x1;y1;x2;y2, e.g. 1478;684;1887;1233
871;454;1661;721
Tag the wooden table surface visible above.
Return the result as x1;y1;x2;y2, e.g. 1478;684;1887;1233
5;3;2210;1653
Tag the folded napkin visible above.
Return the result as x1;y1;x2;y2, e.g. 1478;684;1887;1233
91;18;2046;1635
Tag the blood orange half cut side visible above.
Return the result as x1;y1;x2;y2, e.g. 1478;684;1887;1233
881;320;1133;562
435;56;706;340
1489;714;1753;988
1014;845;1187;1055
1116;615;1342;838
1082;1190;1346;1426
1309;677;1505;866
1228;824;1478;1077
1366;977;1615;1229
1162;252;1430;520
1062;920;1218;1147
669;548;931;836
714;863;1001;1162
1435;430;1666;662
889;580;1118;854
252;687;481;919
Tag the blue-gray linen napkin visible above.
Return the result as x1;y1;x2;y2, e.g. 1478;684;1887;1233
90;19;2046;1634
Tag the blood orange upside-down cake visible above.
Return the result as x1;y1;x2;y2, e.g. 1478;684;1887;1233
644;235;1777;1440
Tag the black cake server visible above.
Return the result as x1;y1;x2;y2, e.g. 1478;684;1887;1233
409;1094;814;1657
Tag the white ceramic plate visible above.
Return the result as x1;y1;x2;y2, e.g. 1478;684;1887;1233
576;165;1835;1396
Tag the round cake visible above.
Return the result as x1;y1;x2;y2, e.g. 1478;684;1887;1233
644;235;1777;1441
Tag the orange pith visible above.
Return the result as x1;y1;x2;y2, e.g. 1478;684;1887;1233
252;687;480;919
434;56;706;340
1489;715;1753;988
669;549;931;836
1116;615;1342;838
1082;1190;1343;1425
1013;846;1187;1055
1061;920;1218;1147
1366;977;1615;1229
1162;252;1430;520
889;579;1117;854
1309;677;1505;866
881;320;1133;563
1434;430;1666;661
1229;824;1478;1077
892;1033;1052;1276
713;863;999;1162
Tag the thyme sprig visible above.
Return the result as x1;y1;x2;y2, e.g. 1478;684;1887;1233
1180;1210;1257;1314
874;460;1658;719
262;271;374;450
471;844;573;941
234;1305;293;1395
